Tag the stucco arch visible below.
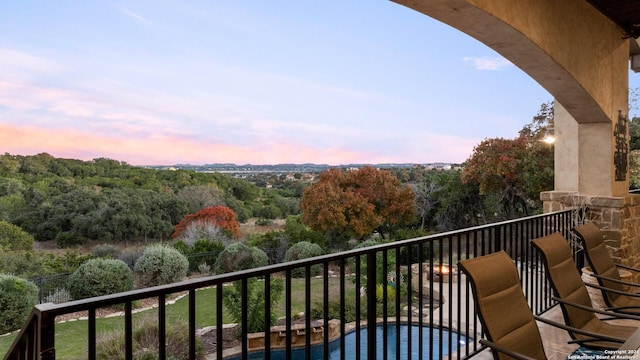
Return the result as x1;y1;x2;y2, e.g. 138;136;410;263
393;0;631;197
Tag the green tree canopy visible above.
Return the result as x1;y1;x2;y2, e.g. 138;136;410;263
0;221;34;251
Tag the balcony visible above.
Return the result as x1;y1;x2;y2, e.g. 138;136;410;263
4;210;579;360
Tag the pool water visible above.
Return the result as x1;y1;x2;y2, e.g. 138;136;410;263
226;324;469;360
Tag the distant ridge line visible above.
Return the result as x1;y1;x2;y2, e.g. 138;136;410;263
145;162;460;173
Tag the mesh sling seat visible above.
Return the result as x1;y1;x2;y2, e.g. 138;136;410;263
459;251;548;360
573;222;640;315
531;232;639;350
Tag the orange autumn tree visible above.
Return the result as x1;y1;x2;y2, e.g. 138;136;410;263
300;166;415;242
461;135;553;219
172;205;240;239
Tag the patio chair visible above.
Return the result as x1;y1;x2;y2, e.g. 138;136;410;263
531;232;639;350
573;222;640;315
458;251;548;360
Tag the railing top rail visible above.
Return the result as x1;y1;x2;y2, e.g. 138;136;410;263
36;209;572;318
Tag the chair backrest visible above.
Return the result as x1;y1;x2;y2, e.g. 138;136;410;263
458;251;547;360
573;223;624;301
531;233;603;336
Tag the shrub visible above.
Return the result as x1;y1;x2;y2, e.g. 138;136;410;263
95;315;203;360
174;239;224;273
68;258;133;300
255;218;273;226
92;244;121;259
310;296;397;322
248;231;290;264
175;222;233;247
310;296;361;323
214;243;268;274
118;247;144;269
283;215;328;248
134;245;189;288
284;241;324;278
55;231;86;248
375;283;396;303
223;278;283;334
0;221;33;251
197;262;211;275
0;249;39;277
0;274;39;333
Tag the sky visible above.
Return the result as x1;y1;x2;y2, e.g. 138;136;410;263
0;1;638;166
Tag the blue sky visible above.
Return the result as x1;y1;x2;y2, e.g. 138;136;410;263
0;1;636;165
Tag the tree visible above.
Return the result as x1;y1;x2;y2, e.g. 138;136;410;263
176;184;225;213
630;150;640;189
630;117;640;151
0;221;34;251
432;171;486;230
518;101;554;141
214;243;268;274
300;166;415;242
412;172;443;229
631;87;639;114
172;205;240;239
462;103;554;219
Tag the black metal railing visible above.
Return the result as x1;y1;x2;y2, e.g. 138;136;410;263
4;210;575;360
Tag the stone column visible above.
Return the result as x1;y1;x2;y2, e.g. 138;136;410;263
541;191;640;270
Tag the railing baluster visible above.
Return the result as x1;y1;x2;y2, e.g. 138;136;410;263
355;254;361;360
88;308;96;359
189;288;197;360
406;245;412;360
264;275;271;360
382;249;388;360
125;301;132;360
158;294;166;360
216;283;224;360
417;242;424;360
437;238;443;360
366;251;377;360
240;280;248;359
339;259;345;360
323;262;330;360
395;247;401;360
457;233;464;360
305;266;311;360
286;270;292;360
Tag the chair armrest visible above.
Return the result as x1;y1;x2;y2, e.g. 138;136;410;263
534;314;627;344
585;272;640;289
551;296;640;321
584;280;640;298
478;339;539;360
616;263;640;274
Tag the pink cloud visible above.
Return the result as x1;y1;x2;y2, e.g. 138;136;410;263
0;123;375;165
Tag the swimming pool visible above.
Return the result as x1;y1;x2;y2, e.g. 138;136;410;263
226;324;469;360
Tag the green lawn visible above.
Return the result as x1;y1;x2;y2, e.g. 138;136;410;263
1;276;355;359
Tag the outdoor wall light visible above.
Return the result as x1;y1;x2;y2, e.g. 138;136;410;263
541;128;555;144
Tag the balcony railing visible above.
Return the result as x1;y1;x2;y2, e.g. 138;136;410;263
4;209;576;360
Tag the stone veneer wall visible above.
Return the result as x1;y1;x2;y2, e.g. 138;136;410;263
541;191;640;271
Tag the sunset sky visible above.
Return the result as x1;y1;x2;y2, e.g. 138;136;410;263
1;1;638;166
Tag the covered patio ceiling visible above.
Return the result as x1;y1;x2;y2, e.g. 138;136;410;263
586;0;640;40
